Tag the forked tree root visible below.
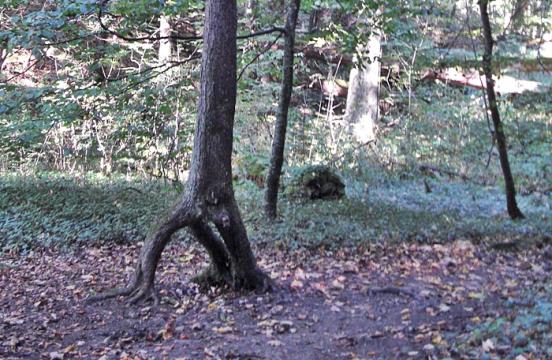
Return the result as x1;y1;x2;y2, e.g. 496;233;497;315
86;286;135;303
128;284;160;306
87;265;273;306
86;199;273;305
86;267;159;306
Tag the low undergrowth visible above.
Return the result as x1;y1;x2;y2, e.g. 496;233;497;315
0;171;177;252
1;170;550;253
447;286;552;359
242;175;551;250
1;170;551;357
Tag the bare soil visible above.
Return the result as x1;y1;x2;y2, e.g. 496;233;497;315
1;241;550;359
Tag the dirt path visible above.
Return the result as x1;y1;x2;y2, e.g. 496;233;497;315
1;241;550;359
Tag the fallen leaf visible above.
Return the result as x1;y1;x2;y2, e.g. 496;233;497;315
468;292;484;300
290;279;304;290
482;339;495;352
62;344;76;353
423;344;435;352
191;322;203;331
49;352;64;360
213;326;233;334
370;331;385;338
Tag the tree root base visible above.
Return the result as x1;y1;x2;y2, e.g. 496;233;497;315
192;265;232;289
233;267;274;293
86;282;159;306
192;266;273;293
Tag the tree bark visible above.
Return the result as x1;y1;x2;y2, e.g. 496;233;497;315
90;0;270;305
308;9;320;33
264;0;300;219
345;33;381;144
158;15;172;64
0;45;6;76
479;0;524;220
245;0;258;22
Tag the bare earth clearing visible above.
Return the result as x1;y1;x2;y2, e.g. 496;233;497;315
1;241;550;359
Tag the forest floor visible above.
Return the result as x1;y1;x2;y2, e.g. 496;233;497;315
1;240;551;359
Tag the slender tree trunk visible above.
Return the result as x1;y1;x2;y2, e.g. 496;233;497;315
264;0;300;219
479;0;524;220
89;0;270;305
245;0;257;21
345;33;381;144
308;9;320;32
0;46;6;76
509;0;530;32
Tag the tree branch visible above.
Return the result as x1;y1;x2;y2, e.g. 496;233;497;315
98;1;284;43
237;27;286;40
0;59;39;83
121;55;201;92
237;32;283;81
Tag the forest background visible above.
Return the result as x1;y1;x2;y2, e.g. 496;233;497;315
0;0;551;358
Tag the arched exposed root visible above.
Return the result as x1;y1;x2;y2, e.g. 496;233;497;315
88;210;185;305
85;214;177;306
86;285;136;303
86;269;159;306
190;220;233;289
86;279;159;306
86;267;143;303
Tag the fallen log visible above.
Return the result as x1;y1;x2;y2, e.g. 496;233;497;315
421;68;546;95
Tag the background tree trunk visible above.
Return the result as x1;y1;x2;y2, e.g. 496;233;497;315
264;0;301;219
509;0;530;32
479;0;524;220
345;33;381;144
308;9;320;32
245;0;258;21
0;45;6;76
158;15;172;64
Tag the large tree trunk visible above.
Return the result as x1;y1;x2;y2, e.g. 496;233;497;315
479;0;524;220
345;33;381;144
90;0;270;305
264;0;300;219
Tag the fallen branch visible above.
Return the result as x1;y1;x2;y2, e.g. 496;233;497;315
237;32;283;82
421;68;546;95
490;240;519;251
418;163;471;181
366;286;417;299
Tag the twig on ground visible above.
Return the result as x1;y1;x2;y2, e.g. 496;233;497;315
367;286;417;299
418;163;471;182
